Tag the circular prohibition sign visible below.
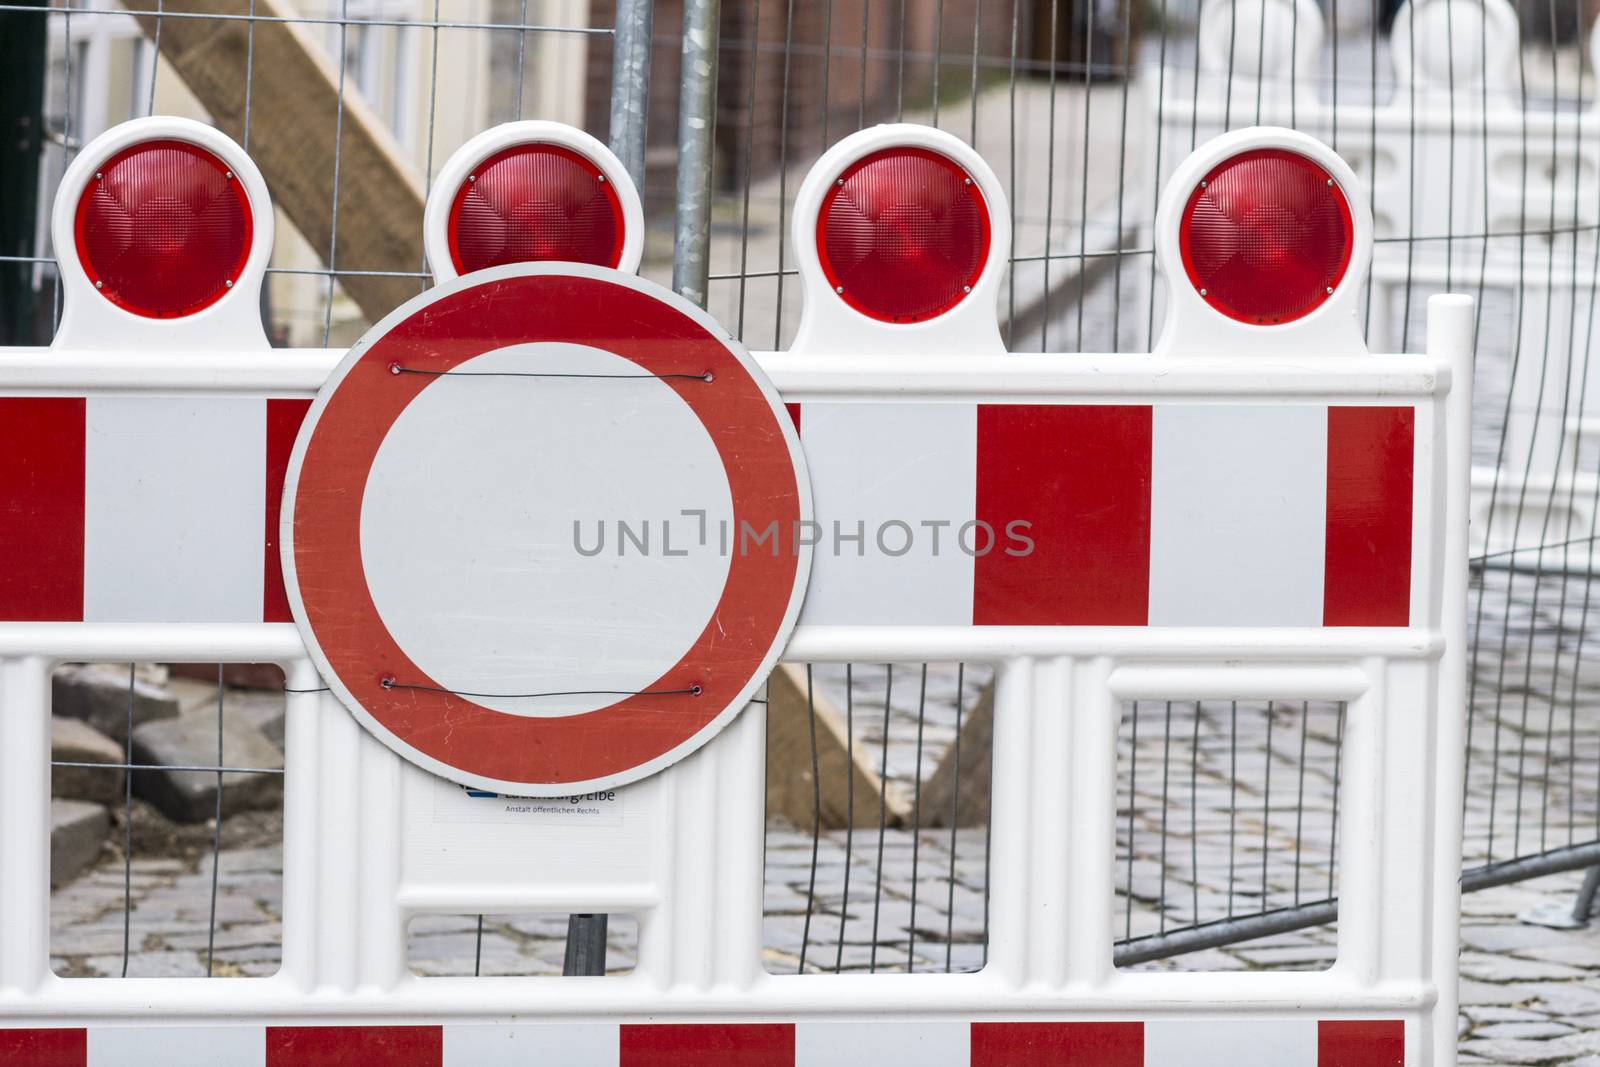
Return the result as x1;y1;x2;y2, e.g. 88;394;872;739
282;263;813;795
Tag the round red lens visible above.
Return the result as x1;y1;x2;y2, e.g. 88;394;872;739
1178;148;1353;325
74;139;253;319
447;144;625;273
816;147;990;324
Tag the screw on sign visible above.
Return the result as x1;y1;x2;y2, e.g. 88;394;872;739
282;264;812;795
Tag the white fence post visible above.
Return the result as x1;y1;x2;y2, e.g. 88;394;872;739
0;655;51;998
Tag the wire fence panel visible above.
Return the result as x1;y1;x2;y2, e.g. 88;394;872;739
762;663;995;975
1467;567;1600;873
1116;700;1343;970
761;679;1351;973
49;663;287;980
11;0;627;348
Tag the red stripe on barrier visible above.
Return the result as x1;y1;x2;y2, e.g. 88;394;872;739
0;1028;86;1067
266;1025;443;1066
786;403;802;432
974;405;1152;625
1324;407;1413;626
620;1023;795;1066
0;398;85;621
971;1021;1143;1066
264;398;312;623
1318;1020;1405;1067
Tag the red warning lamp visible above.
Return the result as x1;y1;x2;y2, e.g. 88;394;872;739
446;143;625;273
816;146;990;324
1178;148;1354;325
74;139;253;319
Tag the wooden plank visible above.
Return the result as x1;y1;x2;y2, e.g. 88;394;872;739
765;663;908;830
134;0;427;322
919;679;993;829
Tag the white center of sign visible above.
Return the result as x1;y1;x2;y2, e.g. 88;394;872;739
359;341;736;718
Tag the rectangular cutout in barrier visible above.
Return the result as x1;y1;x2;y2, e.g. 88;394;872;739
1115;699;1344;972
49;663;285;979
763;662;995;975
406;914;638;977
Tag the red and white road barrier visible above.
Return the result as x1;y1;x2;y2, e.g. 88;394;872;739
0;117;1468;1066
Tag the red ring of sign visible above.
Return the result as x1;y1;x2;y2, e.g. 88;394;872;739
291;272;803;786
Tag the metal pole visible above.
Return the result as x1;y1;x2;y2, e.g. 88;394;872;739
1571;866;1600;926
562;913;610;975
0;0;47;344
1479;844;1600;929
1464;840;1600;892
1119;841;1600;962
1514;859;1600;930
607;0;653;191
672;0;722;307
1114;901;1339;967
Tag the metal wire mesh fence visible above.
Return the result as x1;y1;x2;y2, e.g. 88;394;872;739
1115;700;1344;969
698;0;1148;353
49;663;286;979
762;663;995;975
9;0;1600;977
5;0;637;348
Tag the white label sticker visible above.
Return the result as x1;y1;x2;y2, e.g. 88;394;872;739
433;781;626;827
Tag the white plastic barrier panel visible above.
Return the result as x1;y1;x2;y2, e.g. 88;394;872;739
0;118;1469;1067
